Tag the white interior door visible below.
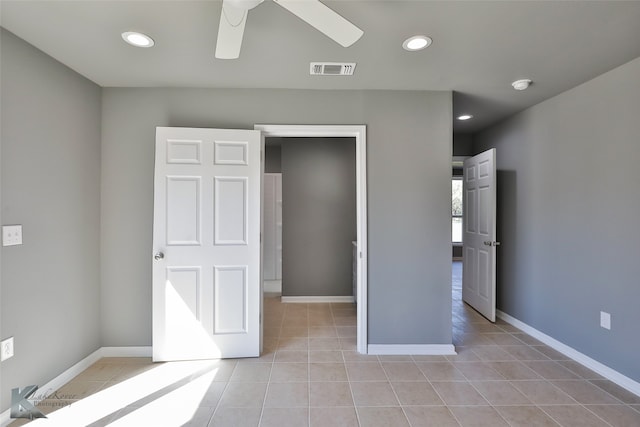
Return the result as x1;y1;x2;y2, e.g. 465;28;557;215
152;126;261;361
462;148;498;322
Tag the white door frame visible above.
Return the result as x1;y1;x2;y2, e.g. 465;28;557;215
255;124;368;354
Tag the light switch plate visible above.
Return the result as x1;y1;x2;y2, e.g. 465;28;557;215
1;337;14;361
2;225;23;246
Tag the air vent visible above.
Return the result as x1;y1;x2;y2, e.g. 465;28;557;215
310;62;356;76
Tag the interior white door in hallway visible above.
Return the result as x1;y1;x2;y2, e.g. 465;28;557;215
152;127;261;361
462;148;498;322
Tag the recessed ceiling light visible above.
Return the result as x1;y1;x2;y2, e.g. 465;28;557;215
121;31;155;48
402;35;432;51
457;114;473;121
511;79;532;91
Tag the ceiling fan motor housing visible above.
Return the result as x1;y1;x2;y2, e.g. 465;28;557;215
226;0;264;10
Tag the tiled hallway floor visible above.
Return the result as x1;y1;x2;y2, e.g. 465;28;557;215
9;262;640;426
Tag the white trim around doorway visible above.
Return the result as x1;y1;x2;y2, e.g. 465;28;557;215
255;124;368;354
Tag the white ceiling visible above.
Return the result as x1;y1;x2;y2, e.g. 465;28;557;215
2;0;640;133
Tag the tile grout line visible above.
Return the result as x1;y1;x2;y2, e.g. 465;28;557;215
379;356;412;426
207;370;232;427
421;372;462;427
257;296;289;426
464;378;524;427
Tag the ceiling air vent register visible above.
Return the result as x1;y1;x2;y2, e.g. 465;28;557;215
310;62;356;76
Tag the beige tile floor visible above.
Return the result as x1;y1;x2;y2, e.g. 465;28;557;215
10;263;640;426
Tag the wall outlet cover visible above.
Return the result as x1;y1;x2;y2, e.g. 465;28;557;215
2;225;23;246
600;311;611;330
1;337;14;361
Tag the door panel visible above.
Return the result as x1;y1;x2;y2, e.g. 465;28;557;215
167;267;201;320
167;140;202;164
214;177;248;245
166;177;201;245
153;127;260;361
462;148;497;322
214;266;248;334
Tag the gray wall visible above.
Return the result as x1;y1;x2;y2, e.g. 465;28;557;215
264;143;281;173
280;137;356;297
453;133;473;156
0;29;102;411
474;56;640;382
101;88;453;346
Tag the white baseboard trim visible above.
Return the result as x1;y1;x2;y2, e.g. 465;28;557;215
101;346;152;357
1;346;153;426
264;280;282;293
281;296;354;303
497;310;640;397
1;348;102;426
368;344;457;356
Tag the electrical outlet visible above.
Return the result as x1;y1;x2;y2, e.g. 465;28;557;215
2;225;23;246
600;311;611;330
1;337;14;361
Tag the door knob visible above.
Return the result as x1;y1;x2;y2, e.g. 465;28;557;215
154;251;165;260
483;241;501;247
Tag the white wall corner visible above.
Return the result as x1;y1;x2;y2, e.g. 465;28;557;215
367;344;457;356
496;310;640;397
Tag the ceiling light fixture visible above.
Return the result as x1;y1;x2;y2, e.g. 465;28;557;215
457;114;473;121
511;79;532;91
402;35;432;51
121;31;155;48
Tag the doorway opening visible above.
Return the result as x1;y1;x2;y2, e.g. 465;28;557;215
256;125;368;354
264;137;355;301
452;156;466;330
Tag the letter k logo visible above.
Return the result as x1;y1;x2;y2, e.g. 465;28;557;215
11;386;47;420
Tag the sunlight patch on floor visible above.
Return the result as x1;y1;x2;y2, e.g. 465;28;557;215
24;361;219;426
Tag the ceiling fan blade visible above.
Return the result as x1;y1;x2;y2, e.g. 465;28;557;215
273;0;363;47
215;0;249;59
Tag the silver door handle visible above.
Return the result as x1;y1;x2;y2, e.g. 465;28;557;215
484;241;501;247
154;252;165;260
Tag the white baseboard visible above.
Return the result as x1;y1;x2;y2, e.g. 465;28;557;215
264;280;282;293
368;344;457;356
281;296;354;303
1;346;152;426
101;346;152;357
497;310;640;397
